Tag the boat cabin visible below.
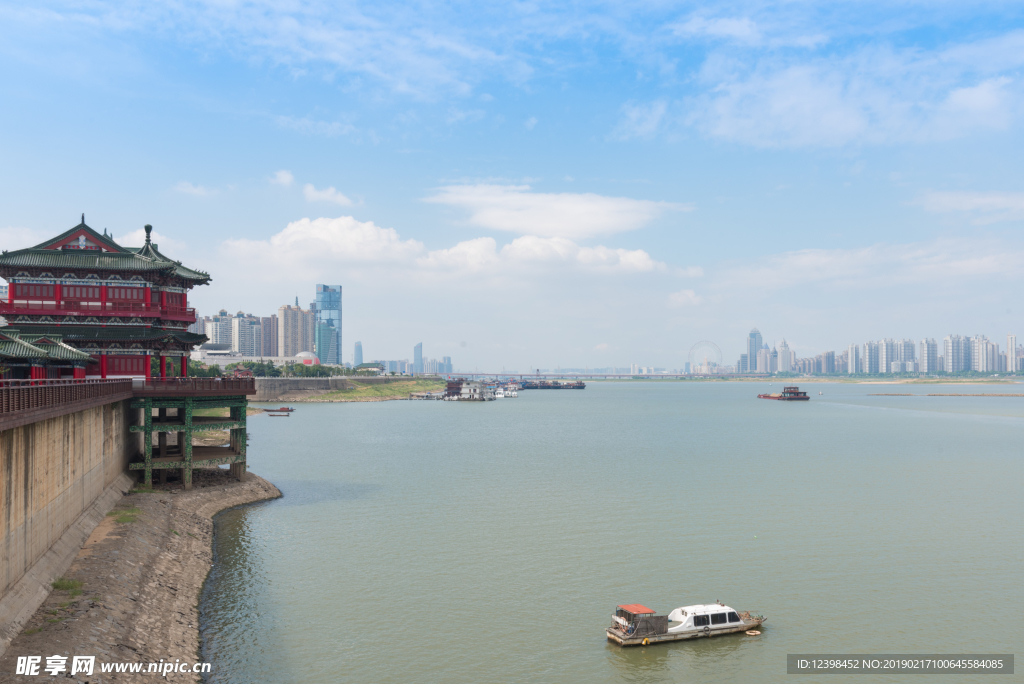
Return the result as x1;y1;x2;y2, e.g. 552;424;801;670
667;604;743;631
612;604;667;637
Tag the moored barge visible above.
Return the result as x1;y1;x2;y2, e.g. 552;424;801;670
757;386;809;401
607;603;765;646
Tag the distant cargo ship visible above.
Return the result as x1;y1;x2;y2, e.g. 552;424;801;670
757;386;809;401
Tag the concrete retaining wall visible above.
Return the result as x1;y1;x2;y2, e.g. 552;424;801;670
0;401;137;654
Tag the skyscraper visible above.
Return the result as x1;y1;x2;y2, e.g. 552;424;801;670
231;312;262;356
878;339;897;374
278;304;315;357
314;285;342;364
777;339;791;372
747;328;762;370
260;315;278;356
1009;334;1018;372
354;341;363;367
944;335;969;372
413;343;423;374
848;343;860;374
863;341;880;374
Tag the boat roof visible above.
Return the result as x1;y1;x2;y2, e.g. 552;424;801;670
617;604;655;615
676;604;734;613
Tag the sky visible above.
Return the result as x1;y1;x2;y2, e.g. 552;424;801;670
2;1;1024;370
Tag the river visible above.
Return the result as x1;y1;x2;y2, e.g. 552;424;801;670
199;382;1024;682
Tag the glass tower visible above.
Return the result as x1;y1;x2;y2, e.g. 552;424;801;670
354;341;363;367
414;342;423;374
314;284;341;364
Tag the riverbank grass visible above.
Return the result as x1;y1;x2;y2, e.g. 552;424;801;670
317;378;446;401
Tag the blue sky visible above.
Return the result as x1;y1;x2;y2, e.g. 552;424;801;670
2;1;1024;369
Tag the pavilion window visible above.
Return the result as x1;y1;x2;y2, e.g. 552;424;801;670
15;284;55;299
63;286;101;301
108;287;143;301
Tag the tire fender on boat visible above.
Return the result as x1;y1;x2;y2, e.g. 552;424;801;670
746;630;761;636
703;626;710;636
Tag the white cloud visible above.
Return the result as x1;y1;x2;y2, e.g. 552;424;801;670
918;190;1024;224
219;215;669;283
0;226;43;252
595;343;609;351
271;170;294;187
612;100;668;140
276;116;358;138
671;17;760;43
303;184;354;206
718;238;1024;295
524;116;538;130
115;228;185;253
668;289;702;307
684;33;1024;147
424;184;688;239
174;181;216;196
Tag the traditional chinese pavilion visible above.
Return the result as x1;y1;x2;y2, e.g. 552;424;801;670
0;216;208;380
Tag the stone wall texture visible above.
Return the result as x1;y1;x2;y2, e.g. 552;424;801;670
0;401;137;653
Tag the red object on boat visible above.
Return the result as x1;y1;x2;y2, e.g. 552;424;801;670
617;604;656;615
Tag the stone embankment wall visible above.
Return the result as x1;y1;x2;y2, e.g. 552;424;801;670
254;376;421;401
0;401;138;656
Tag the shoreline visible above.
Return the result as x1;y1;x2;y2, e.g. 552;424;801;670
0;470;281;682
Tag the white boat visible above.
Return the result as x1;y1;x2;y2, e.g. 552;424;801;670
494;388;505;398
607;602;765;646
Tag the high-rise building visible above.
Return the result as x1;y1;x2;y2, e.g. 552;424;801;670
231;313;262;356
737;354;748;373
971;335;994;372
278;304;315;357
944;335;969;372
848;343;860;374
777;340;791;372
863;341;880;374
919;339;938;373
878;339;897;374
822;350;835;374
208;309;233;346
747;329;762;370
897;339;916;364
414;342;423;374
354;341;363;367
442;356;452;374
756;345;770;374
260;315;278;356
313;285;341;364
1009;334;1018;372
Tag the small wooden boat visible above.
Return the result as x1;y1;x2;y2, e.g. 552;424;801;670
607;603;765;646
267;407;295;412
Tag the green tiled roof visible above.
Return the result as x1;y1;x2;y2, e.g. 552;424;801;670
0;329;92;362
19;335;94;361
0;332;48;359
0;221;210;284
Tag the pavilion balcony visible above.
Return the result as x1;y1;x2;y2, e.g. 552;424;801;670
1;301;196;321
133;377;256;397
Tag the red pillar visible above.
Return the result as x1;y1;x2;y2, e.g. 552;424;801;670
181;355;188;377
74;367;85;379
145;355;152;380
100;285;107;312
160;355;167;379
100;354;107;379
159;290;166;313
144;287;151;308
7;284;12;306
54;283;61;309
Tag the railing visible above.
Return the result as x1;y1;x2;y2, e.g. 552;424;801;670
0;378;134;418
135;377;256;394
0;301;195;318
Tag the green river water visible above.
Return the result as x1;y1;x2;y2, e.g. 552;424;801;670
199;382;1024;683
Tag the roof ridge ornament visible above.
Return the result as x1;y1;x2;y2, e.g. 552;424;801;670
81;213;85;225
144;224;153;245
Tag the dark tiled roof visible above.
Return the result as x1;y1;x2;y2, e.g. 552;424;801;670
0;329;93;362
0;221;211;284
19;335;94;361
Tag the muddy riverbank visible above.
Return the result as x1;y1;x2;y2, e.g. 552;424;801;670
0;470;280;682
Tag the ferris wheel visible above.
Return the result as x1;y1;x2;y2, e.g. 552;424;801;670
688;341;723;371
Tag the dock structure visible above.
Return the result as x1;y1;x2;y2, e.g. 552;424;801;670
129;378;256;489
